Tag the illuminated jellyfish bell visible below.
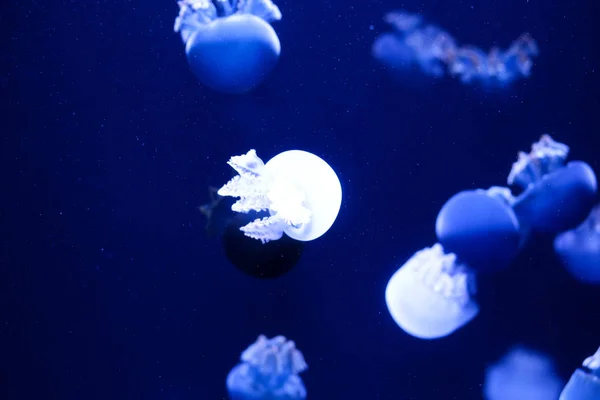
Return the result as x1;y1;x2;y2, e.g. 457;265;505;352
436;187;521;273
227;335;308;400
553;204;600;284
174;0;282;94
560;346;600;400
484;346;563;400
508;135;597;233
218;149;342;243
385;244;479;340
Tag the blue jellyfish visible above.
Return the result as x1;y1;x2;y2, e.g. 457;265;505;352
508;135;597;233
227;335;308;400
217;149;342;243
372;10;539;87
174;0;282;94
436;187;522;273
554;204;600;284
560;346;600;400
385;244;479;340
483;346;563;400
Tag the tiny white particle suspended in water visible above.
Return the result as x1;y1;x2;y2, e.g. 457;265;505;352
385;244;479;339
218;149;342;243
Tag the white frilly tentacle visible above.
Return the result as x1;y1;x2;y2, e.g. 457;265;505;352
217;150;312;243
236;0;282;22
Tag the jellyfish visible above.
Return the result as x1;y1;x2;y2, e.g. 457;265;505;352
435;187;522;273
174;0;282;94
385;244;479;340
553;204;600;284
508;135;597;233
372;10;539;86
217;149;342;243
560;346;600;400
483;346;563;400
227;335;308;400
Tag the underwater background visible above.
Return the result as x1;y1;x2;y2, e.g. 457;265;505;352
2;0;600;398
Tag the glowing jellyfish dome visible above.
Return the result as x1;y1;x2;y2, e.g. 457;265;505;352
385;244;479;340
436;187;522;273
554;204;600;284
227;335;308;400
508;135;597;233
560;346;600;400
174;0;282;94
484;346;563;400
217;149;342;243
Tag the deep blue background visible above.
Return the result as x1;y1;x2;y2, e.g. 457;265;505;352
2;0;600;398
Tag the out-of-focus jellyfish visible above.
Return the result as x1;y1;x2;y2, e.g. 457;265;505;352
508;135;597;233
198;186;225;235
436;187;521;273
227;335;308;400
554;204;600;283
385;244;479;339
217;149;342;243
372;10;539;86
174;0;282;94
483;346;563;400
560;346;600;400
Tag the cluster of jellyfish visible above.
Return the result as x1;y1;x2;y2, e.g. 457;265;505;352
385;134;598;342
372;10;539;86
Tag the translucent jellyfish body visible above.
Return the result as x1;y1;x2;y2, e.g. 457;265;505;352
554;204;600;284
508;135;597;233
385;244;479;339
483;346;563;400
227;335;308;400
218;149;342;243
436;187;521;273
560;346;600;400
174;0;282;94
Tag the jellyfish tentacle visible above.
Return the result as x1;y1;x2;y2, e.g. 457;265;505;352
236;0;282;22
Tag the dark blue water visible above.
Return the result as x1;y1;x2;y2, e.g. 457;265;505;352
2;0;599;399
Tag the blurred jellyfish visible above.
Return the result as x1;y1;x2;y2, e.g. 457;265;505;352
483;346;564;400
554;204;600;283
227;335;308;400
372;10;539;86
560;346;600;400
436;186;522;273
385;244;479;340
217;149;342;243
174;0;282;94
508;135;597;233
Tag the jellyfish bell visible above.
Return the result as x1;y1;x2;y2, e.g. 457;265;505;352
553;205;600;284
559;346;600;400
435;187;521;273
385;244;479;340
227;335;308;400
218;149;342;243
508;135;597;233
175;0;282;94
223;211;304;279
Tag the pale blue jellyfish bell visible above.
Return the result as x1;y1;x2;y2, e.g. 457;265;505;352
560;346;600;400
508;135;597;233
436;187;521;272
218;149;342;243
227;335;308;400
174;0;282;94
483;346;563;400
554;204;600;283
385;244;479;339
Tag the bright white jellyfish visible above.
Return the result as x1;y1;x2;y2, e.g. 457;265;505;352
560;345;600;400
483;346;564;400
227;335;308;400
217;149;342;243
174;0;282;94
384;244;479;340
